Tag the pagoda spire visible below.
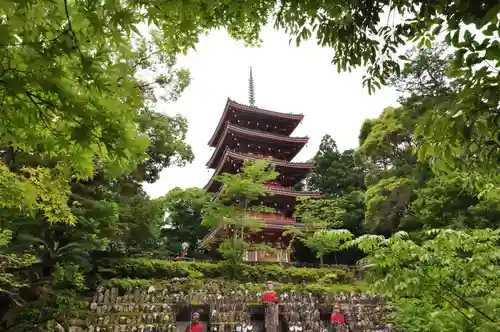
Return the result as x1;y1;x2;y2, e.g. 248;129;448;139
248;67;255;107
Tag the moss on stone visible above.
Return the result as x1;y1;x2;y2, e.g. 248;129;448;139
103;277;367;295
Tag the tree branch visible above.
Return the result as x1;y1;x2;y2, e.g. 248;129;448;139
417;267;496;323
0;28;70;48
64;0;83;58
437;279;496;323
25;92;53;130
434;290;475;324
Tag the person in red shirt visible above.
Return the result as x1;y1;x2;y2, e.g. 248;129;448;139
186;312;204;332
330;303;345;325
261;281;278;303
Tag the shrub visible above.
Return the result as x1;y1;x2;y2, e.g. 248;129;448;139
96;259;355;283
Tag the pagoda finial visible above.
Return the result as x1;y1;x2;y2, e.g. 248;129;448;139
248;67;255;107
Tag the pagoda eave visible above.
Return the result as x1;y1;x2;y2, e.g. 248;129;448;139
204;150;314;192
208;99;304;147
206;124;309;168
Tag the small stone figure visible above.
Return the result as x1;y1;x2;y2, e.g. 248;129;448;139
178;242;190;259
261;281;277;303
186;312;203;332
331;303;345;325
104;289;111;304
262;281;279;332
98;287;105;303
132;288;140;302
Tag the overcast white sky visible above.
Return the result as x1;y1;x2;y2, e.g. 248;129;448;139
144;25;400;198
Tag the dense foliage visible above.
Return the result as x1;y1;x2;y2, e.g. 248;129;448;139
202;159;279;263
1;0;499;330
1;0;195;328
353;229;500;332
296;45;500;331
4;0;496;198
298;46;499;238
306;135;365;197
162;187;209;256
97;259;354;284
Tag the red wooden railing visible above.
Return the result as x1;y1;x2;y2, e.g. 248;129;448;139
264;183;292;191
247;211;296;223
245;152;283;161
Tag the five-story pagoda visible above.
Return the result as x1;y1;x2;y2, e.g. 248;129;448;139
203;69;320;263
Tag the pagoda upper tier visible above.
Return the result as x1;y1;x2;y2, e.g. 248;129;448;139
208;99;304;148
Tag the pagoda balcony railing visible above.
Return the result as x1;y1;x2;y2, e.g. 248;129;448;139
235;150;314;166
264;183;322;196
247;211;296;223
244;152;285;162
265;183;292;191
226;122;309;140
243;248;290;263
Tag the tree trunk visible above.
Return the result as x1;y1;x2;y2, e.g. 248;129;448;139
241;199;248;240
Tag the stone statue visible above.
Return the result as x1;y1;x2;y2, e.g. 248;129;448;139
104;289;110;304
186;312;203;332
178;242;189;258
261;281;277;303
331;303;345;325
97;287;105;303
262;281;279;332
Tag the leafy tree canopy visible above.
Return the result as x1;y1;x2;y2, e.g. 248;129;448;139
1;1;199;323
163;187;209;254
355;46;499;235
202;159;279;262
3;0;498;225
307;135;364;197
294;191;365;236
353;229;500;332
1;0;194;224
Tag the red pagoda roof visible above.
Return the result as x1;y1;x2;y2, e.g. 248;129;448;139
204;150;314;192
208;99;304;147
206;124;309;168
